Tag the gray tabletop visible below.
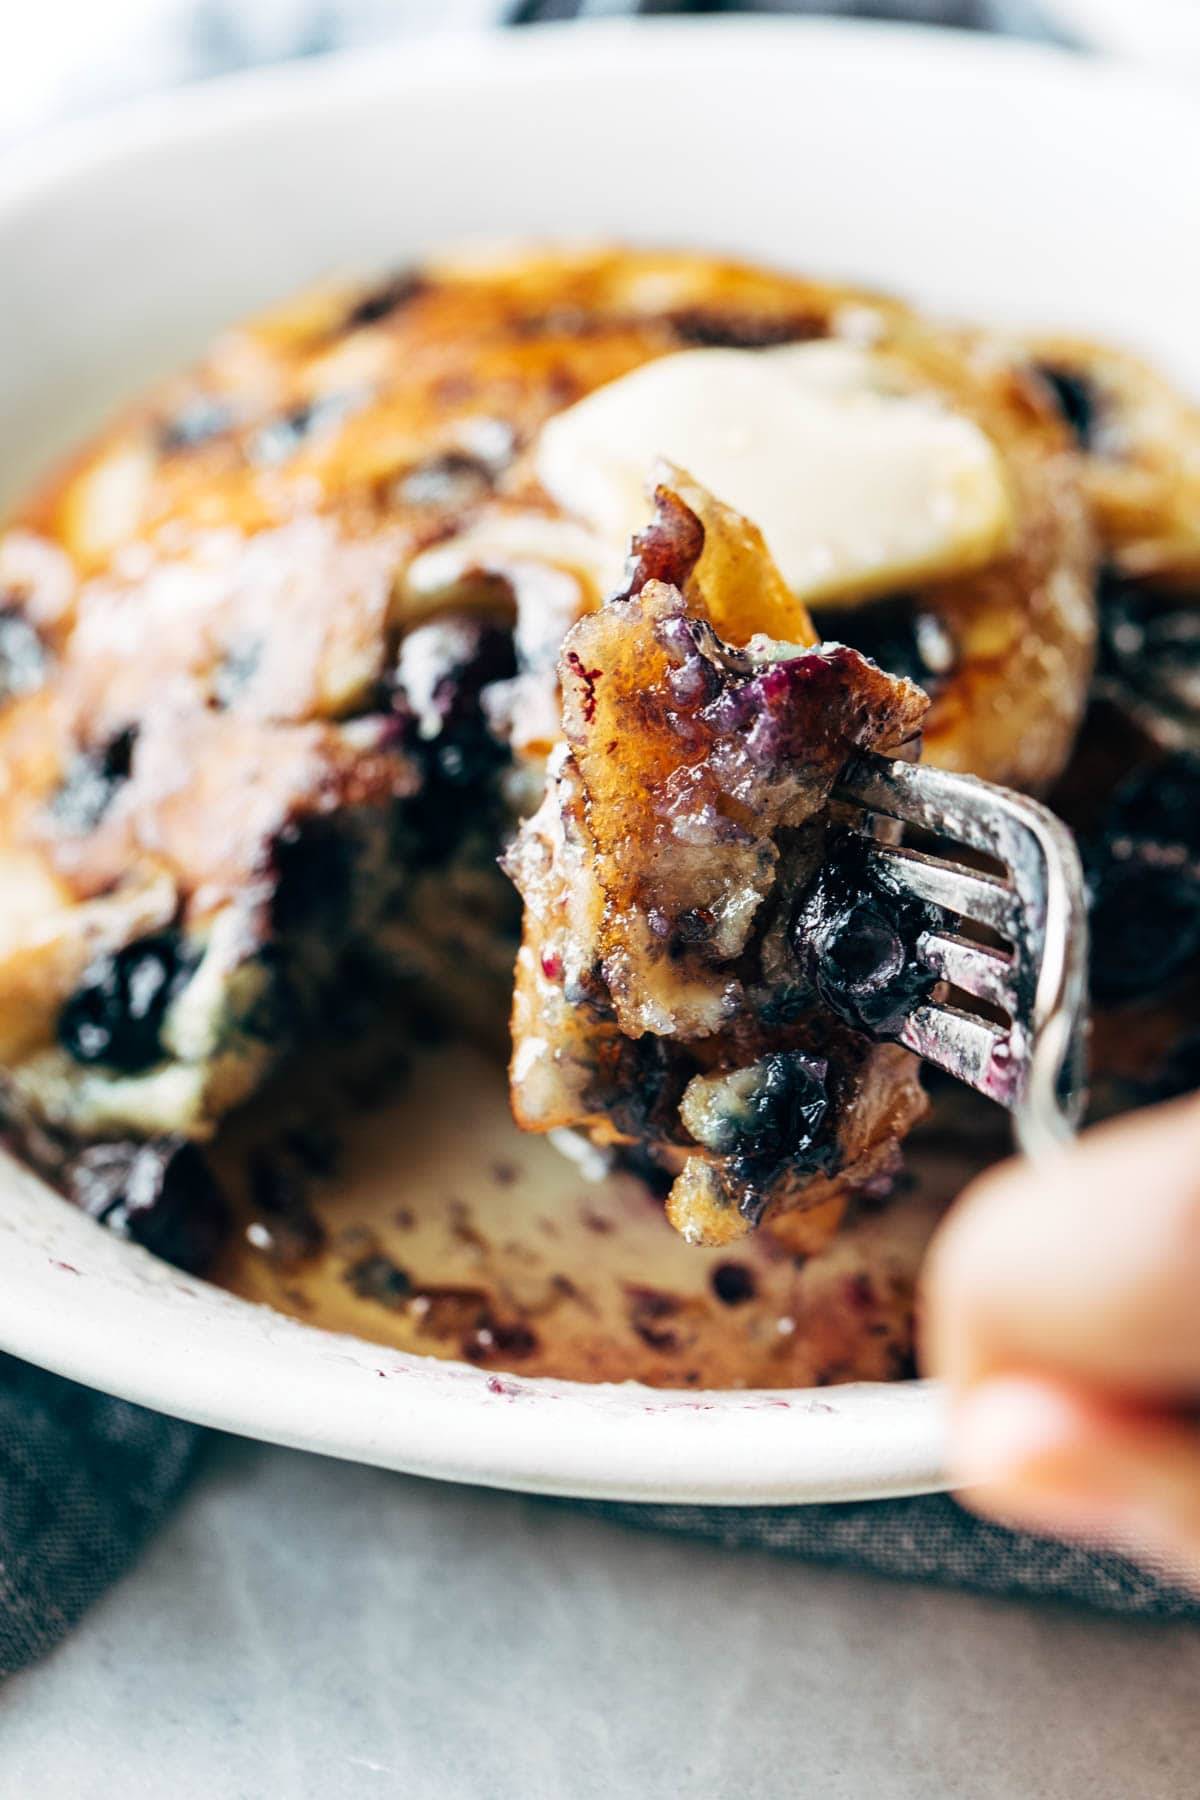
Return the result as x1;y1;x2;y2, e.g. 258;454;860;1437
3;1440;1198;1798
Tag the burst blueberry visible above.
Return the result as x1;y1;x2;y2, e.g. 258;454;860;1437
58;932;188;1072
69;1137;228;1273
1034;363;1100;449
793;833;940;1039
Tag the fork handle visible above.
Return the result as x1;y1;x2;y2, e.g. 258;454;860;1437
1016;1010;1089;1161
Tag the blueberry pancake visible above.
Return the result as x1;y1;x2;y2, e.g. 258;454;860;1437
1026;336;1200;586
1021;338;1200;757
0;245;1098;1275
1025;341;1200;1106
15;247;1095;779
505;478;930;1247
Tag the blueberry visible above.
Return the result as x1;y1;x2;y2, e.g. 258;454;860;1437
600;1033;682;1147
668;908;716;954
346;1252;412;1307
711;1261;756;1306
395;452;494;511
1085;752;1200;1004
706;646;894;768
391;616;516;865
1104;753;1200;860
49;727;137;835
58;932;188;1072
477;1321;538;1361
68;1137;228;1273
1087;854;1200;1004
1097;567;1148;673
794;834;940;1038
737;1052;828;1163
270;818;358;935
1034;363;1101;450
625;1285;683;1352
249;393;356;467
210;639;262;709
0;604;47;702
655;613;725;711
282;1123;340;1177
705;1052;830;1168
1097;571;1200;736
158;394;236;453
822;907;910;998
339;271;425;333
720;1052;834;1224
393;617;516;750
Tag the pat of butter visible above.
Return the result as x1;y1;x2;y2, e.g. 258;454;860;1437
535;343;1016;608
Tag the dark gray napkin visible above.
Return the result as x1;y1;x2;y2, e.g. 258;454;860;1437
2;0;1194;1681
0;1354;204;1675
589;1496;1200;1619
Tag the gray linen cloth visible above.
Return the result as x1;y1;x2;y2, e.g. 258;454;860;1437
1;0;1194;1678
0;1355;203;1674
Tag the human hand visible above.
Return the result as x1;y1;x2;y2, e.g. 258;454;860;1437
922;1092;1200;1588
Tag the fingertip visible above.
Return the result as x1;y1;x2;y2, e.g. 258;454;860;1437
922;1093;1200;1396
950;1377;1200;1590
950;1374;1087;1492
948;1374;1132;1543
917;1155;1031;1383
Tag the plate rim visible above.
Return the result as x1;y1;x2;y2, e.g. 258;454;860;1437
2;14;1196;220
0;1156;950;1505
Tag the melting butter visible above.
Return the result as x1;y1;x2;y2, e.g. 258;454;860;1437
535;342;1016;609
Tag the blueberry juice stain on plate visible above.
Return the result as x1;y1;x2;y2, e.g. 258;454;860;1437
210;1028;972;1390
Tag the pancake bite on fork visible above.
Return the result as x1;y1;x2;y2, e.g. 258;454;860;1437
505;479;932;1248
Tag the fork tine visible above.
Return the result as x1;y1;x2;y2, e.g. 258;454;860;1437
864;841;1020;939
838;752;1026;864
917;929;1017;1012
835;749;1091;1142
899;1003;1015;1100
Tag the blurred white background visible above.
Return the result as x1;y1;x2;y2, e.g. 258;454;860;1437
4;0;1200;151
1;0;503;139
4;0;1195;150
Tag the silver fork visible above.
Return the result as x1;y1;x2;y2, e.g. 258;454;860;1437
835;752;1090;1156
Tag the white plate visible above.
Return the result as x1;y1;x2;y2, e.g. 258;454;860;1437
1;19;1196;1505
1043;0;1200;68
